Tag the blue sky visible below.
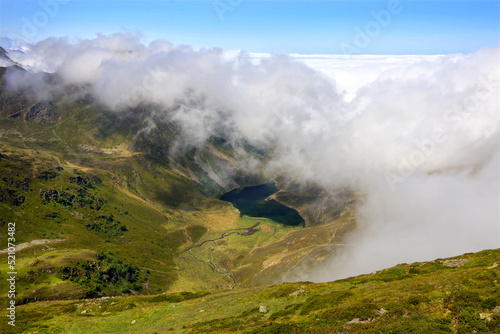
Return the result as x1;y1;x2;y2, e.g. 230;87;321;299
0;0;498;54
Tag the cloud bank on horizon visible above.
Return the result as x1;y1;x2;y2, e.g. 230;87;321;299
4;33;499;281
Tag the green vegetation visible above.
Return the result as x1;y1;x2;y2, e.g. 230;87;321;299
59;251;145;296
0;74;347;305
3;249;498;333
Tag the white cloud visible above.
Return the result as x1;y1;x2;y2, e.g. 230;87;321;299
291;54;447;101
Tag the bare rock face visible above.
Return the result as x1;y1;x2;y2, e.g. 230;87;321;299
25;101;58;124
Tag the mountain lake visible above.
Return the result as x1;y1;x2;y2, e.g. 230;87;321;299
219;181;305;226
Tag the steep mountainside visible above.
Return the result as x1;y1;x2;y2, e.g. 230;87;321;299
0;64;356;306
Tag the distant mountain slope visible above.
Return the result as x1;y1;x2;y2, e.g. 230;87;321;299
0;37;30;52
0;47;15;67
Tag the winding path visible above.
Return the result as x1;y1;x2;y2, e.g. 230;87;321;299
179;222;261;289
0;239;62;254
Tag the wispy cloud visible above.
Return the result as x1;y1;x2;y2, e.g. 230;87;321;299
5;33;499;281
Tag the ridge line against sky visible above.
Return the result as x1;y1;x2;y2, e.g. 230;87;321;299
0;0;499;55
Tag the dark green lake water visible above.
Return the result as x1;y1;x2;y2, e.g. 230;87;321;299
219;181;305;226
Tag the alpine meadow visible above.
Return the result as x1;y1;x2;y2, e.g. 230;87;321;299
0;1;499;333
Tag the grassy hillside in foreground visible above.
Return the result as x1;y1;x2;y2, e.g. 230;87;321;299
3;248;499;333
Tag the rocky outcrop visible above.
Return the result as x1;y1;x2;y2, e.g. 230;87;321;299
0;187;25;206
2;177;30;191
25;100;58;124
440;258;468;268
41;189;60;203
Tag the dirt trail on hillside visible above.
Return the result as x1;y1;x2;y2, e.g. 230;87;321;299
179;222;261;288
0;239;62;253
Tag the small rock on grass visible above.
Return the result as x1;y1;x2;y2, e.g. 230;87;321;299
289;289;305;297
346;318;371;324
377;308;388;315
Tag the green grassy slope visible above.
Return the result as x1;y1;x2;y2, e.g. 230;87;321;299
0;140;212;302
4;249;498;334
0;129;357;302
